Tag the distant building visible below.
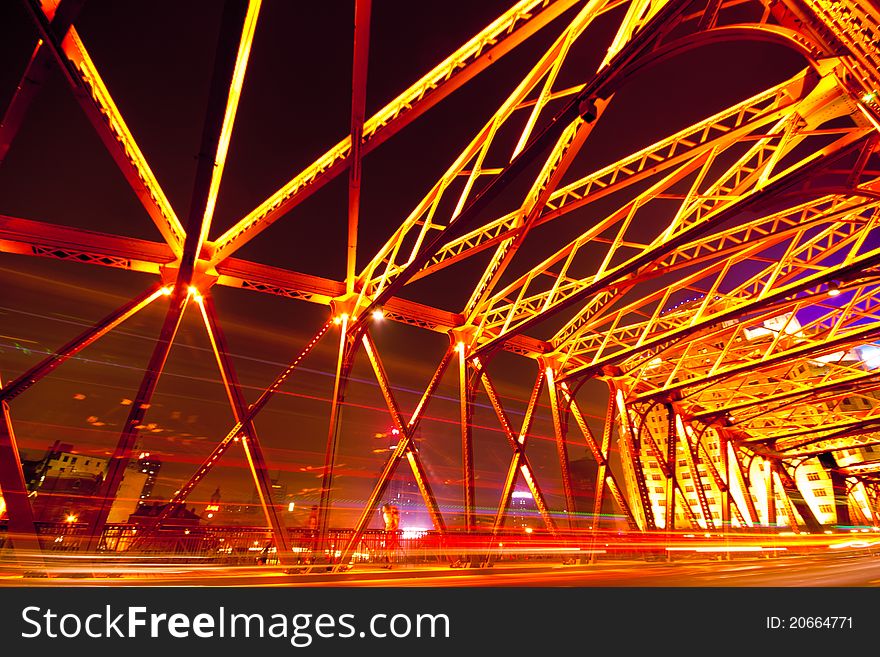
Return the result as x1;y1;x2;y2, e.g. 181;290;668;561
381;432;432;531
34;441;108;483
509;489;536;531
617;311;880;531
136;454;162;500
27;441;155;525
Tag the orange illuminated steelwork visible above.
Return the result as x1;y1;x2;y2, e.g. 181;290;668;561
1;0;880;572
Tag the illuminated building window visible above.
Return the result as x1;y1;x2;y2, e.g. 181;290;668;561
819;505;833;513
685;486;694;493
806;473;820;481
813;489;828;497
652;474;662;481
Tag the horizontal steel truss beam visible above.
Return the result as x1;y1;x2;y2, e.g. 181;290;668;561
470;111;873;354
0;215;550;355
413;68;814;282
628;284;880;406
553;195;880;378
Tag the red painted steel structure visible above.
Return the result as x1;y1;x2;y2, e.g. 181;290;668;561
1;0;880;569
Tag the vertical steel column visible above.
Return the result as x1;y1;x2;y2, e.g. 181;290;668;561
664;405;676;530
458;343;476;532
641;423;700;528
0;374;41;559
615;385;655;530
316;314;357;551
818;453;851;527
345;0;371;294
546;367;576;529
765;459;776;527
564;385;637;531
868;483;880;523
868;484;880;522
728;444;759;525
718;431;731;529
676;414;714;530
198;294;292;565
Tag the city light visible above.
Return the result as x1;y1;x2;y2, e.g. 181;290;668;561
2;0;880;594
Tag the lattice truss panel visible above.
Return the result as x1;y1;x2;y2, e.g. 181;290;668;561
2;0;880;562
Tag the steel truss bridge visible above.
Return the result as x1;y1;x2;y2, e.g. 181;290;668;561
2;0;880;571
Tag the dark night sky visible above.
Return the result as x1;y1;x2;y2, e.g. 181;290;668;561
0;1;806;528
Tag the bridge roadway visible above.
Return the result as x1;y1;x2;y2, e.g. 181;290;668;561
2;550;880;587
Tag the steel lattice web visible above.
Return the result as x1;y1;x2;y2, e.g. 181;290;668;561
1;0;880;567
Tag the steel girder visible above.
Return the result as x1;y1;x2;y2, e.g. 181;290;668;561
3;0;880;564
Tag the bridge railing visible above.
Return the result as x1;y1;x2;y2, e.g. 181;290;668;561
1;521;858;566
